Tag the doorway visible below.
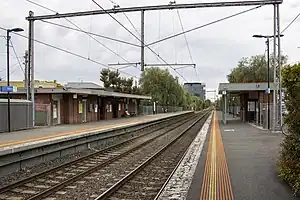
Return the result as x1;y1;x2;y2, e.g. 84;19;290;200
82;99;87;122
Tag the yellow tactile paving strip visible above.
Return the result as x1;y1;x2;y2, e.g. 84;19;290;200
200;111;234;200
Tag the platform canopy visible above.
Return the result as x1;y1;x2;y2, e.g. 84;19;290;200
218;82;277;94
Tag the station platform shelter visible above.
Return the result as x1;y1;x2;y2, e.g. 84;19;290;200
218;82;277;129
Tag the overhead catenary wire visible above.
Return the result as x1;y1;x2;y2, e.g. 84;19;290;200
176;10;199;81
25;0;138;69
92;0;140;41
0;26;139;78
281;12;300;34
176;10;194;64
92;0;189;82
158;11;161;56
0;63;22;78
9;40;25;75
109;0;141;43
122;13;141;36
268;11;300;45
146;5;262;47
172;10;177;62
40;20;139;47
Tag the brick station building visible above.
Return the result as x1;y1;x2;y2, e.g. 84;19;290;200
0;81;151;126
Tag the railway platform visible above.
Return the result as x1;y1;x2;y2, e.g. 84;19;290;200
158;111;298;200
0;111;190;151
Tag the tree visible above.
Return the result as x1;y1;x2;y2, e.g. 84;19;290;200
139;67;193;109
227;54;287;83
204;99;212;108
277;63;300;193
100;68;136;94
191;96;204;111
100;68;111;88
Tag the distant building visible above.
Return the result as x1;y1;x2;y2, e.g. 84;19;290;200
0;80;63;88
184;82;206;100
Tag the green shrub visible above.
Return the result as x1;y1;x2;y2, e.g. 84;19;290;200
277;63;300;193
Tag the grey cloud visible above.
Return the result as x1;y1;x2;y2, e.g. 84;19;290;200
0;0;299;100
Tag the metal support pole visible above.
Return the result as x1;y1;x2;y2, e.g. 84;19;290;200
266;38;270;130
28;11;35;127
6;31;11;132
272;4;277;131
277;4;282;127
224;93;227;124
141;10;145;71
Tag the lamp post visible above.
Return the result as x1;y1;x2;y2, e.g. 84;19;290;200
6;28;24;132
253;34;284;130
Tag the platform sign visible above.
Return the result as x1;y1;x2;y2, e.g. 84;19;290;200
0;86;16;92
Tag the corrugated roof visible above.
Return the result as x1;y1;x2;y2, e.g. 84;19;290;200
7;88;151;100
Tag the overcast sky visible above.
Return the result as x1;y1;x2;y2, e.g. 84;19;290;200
0;0;299;100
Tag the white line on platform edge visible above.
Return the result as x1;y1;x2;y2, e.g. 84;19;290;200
157;113;213;200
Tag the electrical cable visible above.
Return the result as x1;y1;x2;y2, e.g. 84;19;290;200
0;26;139;78
40;20;139;47
10;40;25;75
176;10;199;81
107;0;140;36
147;5;262;47
25;0;138;69
158;10;161;56
92;0;140;42
122;13;141;36
177;10;194;64
172;10;177;63
92;0;189;82
281;12;300;34
0;63;22;78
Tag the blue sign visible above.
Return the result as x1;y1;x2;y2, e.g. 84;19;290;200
0;86;14;92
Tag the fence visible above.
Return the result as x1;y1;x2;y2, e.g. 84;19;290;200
0;99;33;132
35;104;51;127
138;105;184;115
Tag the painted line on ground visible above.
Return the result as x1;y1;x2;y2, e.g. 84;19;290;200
200;111;234;200
0;116;168;149
0;112;190;149
157;112;213;199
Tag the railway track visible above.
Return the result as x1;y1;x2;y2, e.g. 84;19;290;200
95;111;210;200
0;111;203;200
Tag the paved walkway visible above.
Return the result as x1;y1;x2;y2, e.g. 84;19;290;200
0;112;189;149
186;111;298;200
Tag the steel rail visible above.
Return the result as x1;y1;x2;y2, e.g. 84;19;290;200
0;112;191;194
94;111;210;200
26;113;199;200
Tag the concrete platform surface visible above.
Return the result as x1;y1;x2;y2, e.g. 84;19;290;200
156;111;298;199
0;111;190;150
186;111;298;200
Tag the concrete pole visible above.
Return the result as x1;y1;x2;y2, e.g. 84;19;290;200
272;4;277;131
141;10;145;71
277;4;283;127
